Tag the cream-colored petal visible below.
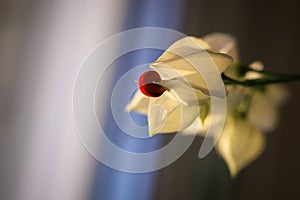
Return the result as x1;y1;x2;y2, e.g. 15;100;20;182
159;78;209;106
203;32;239;63
266;84;289;105
203;33;239;78
180;103;227;137
150;36;233;89
216;118;265;177
243;61;264;79
148;104;168;135
249;61;264;71
148;91;199;136
247;84;288;132
149;104;199;136
248;92;278;132
125;90;150;115
148;91;179;114
151;51;232;84
181;114;209;136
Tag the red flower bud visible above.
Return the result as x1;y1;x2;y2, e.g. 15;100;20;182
138;70;167;97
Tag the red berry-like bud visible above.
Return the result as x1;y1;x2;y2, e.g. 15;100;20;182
138;70;167;97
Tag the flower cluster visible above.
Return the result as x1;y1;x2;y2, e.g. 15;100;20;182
126;33;289;177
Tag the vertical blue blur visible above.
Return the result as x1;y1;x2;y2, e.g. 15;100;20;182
91;0;185;200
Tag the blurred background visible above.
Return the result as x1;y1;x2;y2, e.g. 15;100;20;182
0;0;299;200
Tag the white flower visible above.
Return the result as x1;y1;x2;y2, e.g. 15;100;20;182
126;35;232;136
126;33;289;177
216;61;288;176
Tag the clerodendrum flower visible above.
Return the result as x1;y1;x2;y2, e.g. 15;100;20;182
217;61;288;176
126;33;289;177
216;85;287;176
126;35;232;135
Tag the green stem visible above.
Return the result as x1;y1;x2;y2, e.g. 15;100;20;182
238;64;300;78
222;73;300;87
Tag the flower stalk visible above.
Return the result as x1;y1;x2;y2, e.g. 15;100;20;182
222;66;300;87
